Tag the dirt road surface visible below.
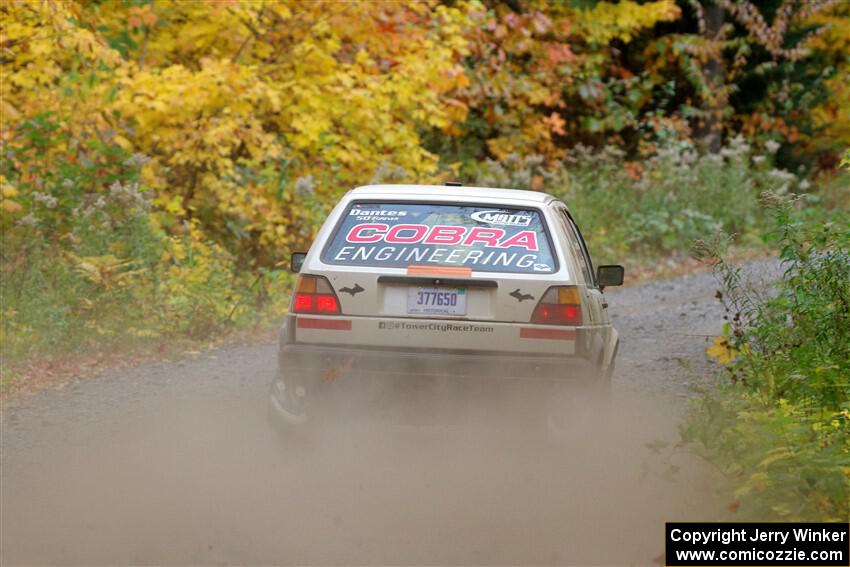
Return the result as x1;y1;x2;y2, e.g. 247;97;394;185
2;264;777;565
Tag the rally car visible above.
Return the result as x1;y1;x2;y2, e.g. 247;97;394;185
269;184;623;430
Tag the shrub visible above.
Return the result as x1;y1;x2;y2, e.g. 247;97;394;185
683;194;850;521
0;114;293;380
468;136;811;265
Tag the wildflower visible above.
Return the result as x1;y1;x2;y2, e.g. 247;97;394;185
767;168;795;183
19;214;38;227
294;175;315;198
680;150;698;165
513;168;532;187
759;191;785;208
721;135;751;159
62;179;74;189
369;162;408;185
765;140;781;154
525;155;545;168
123;152;150;168
32;192;58;208
504;153;521;168
752;155;766;165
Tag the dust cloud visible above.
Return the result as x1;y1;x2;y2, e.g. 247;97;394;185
1;365;725;566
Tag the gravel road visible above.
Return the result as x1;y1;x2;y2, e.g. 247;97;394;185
0;262;779;565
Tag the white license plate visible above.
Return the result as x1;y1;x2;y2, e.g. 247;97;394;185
407;287;467;316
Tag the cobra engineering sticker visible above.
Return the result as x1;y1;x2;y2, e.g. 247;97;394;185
322;202;561;275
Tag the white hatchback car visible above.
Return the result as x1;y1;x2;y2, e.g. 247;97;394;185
269;184;623;428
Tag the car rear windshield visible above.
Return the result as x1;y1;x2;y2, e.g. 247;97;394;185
321;202;557;274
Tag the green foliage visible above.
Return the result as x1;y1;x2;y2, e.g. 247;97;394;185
0;114;292;375
468;135;813;265
683;389;849;521
684;197;850;521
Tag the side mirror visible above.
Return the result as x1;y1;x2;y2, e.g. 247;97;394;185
290;252;307;273
597;265;624;289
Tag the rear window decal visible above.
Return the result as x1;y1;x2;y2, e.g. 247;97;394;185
469;210;533;226
344;224;539;250
323;203;559;275
348;209;408;221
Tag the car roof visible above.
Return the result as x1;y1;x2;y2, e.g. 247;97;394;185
347;184;559;206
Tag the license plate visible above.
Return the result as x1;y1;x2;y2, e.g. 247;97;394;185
407;287;467;316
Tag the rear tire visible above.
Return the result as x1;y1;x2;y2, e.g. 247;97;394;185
267;368;316;446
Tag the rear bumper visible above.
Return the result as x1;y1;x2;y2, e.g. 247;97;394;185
277;342;598;382
270;321;606;427
276;313;602;382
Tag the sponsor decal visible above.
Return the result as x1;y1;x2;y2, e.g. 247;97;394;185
344;224;539;251
325;205;559;274
470;210;533;226
509;289;534;302
334;245;541;271
349;208;408;221
378;321;494;333
339;283;364;296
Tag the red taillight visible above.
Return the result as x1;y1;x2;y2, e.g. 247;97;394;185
294;294;314;312
292;275;341;315
530;286;583;325
316;295;338;313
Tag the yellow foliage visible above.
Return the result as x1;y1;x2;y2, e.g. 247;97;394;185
806;5;850;150
1;0;476;259
95;0;473;258
0;0;120;139
574;0;681;44
707;335;738;365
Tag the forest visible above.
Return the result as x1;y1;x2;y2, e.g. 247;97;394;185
1;0;848;521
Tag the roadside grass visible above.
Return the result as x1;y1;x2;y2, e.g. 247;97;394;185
683;194;850;521
0;220;293;395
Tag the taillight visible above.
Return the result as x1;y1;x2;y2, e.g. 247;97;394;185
530;286;583;325
292;275;341;315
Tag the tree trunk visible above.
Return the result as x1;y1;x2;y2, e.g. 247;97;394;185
697;2;725;153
